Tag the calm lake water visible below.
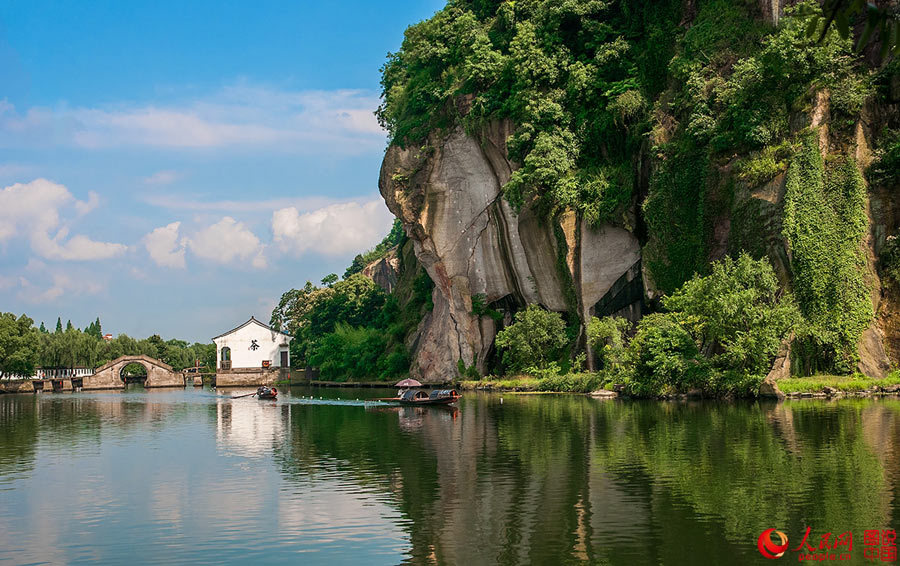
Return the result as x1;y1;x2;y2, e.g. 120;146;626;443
1;386;898;565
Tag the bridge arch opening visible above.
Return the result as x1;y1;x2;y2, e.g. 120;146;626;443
120;362;149;386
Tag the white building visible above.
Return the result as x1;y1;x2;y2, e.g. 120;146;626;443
212;317;292;371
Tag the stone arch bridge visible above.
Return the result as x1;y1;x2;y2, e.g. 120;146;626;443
82;355;184;390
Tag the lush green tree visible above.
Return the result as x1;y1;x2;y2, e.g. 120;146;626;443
587;316;631;372
625;313;707;397
0;313;40;378
271;274;397;372
84;317;102;339
192;342;217;372
343;255;367;279
55;317;62;334
495;305;569;373
270;281;318;334
145;334;165;360
320;273;339;287
310;323;390;381
39;322;47;334
663;253;799;374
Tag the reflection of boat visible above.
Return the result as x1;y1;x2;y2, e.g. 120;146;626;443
256;386;277;400
397;389;460;406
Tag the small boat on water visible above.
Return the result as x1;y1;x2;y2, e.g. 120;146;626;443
397;389;460;406
256;386;277;400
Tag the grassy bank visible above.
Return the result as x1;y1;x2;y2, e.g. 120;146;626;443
458;373;612;394
776;373;900;394
459;371;900;397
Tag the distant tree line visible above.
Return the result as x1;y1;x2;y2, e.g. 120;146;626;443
0;313;215;379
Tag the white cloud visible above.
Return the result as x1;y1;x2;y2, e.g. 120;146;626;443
74;191;100;215
17;260;105;304
0;179;126;261
143;221;186;269
272;199;394;257
186;216;266;268
143;170;179;185
0;86;386;154
32;232;128;262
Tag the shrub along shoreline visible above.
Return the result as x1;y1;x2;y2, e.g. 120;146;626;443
475;253;900;399
457;372;900;398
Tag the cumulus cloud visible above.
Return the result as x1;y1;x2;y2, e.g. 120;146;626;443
0;179;126;260
0;86;385;154
143;221;186;269
272;199;394;257
32;232;128;262
74;191;100;215
186;216;267;268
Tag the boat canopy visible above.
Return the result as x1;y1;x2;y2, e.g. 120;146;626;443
401;390;429;401
429;389;459;399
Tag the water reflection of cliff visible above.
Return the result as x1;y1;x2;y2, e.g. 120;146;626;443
277;395;900;566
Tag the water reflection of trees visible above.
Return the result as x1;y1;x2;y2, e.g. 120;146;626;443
275;395;900;566
0;391;201;484
0;396;40;484
4;392;898;565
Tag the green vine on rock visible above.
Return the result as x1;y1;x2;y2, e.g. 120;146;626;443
782;130;872;374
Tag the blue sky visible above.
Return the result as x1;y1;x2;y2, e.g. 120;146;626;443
0;0;445;342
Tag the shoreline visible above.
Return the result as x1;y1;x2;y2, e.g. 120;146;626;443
5;376;900;401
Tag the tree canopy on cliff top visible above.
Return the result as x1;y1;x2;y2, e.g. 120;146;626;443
378;0;876;226
378;0;680;223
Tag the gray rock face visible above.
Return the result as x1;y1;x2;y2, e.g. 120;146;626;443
363;248;400;294
758;0;783;25
858;326;892;379
759;377;785;400
380;124;641;381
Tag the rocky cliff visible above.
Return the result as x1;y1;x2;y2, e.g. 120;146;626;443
375;0;900;383
380;121;642;380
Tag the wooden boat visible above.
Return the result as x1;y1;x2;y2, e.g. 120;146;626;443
397;389;460;406
256;386;277;400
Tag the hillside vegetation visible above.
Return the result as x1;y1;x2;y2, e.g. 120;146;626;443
277;0;900;395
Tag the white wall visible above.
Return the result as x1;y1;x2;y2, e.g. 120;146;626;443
214;321;291;370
